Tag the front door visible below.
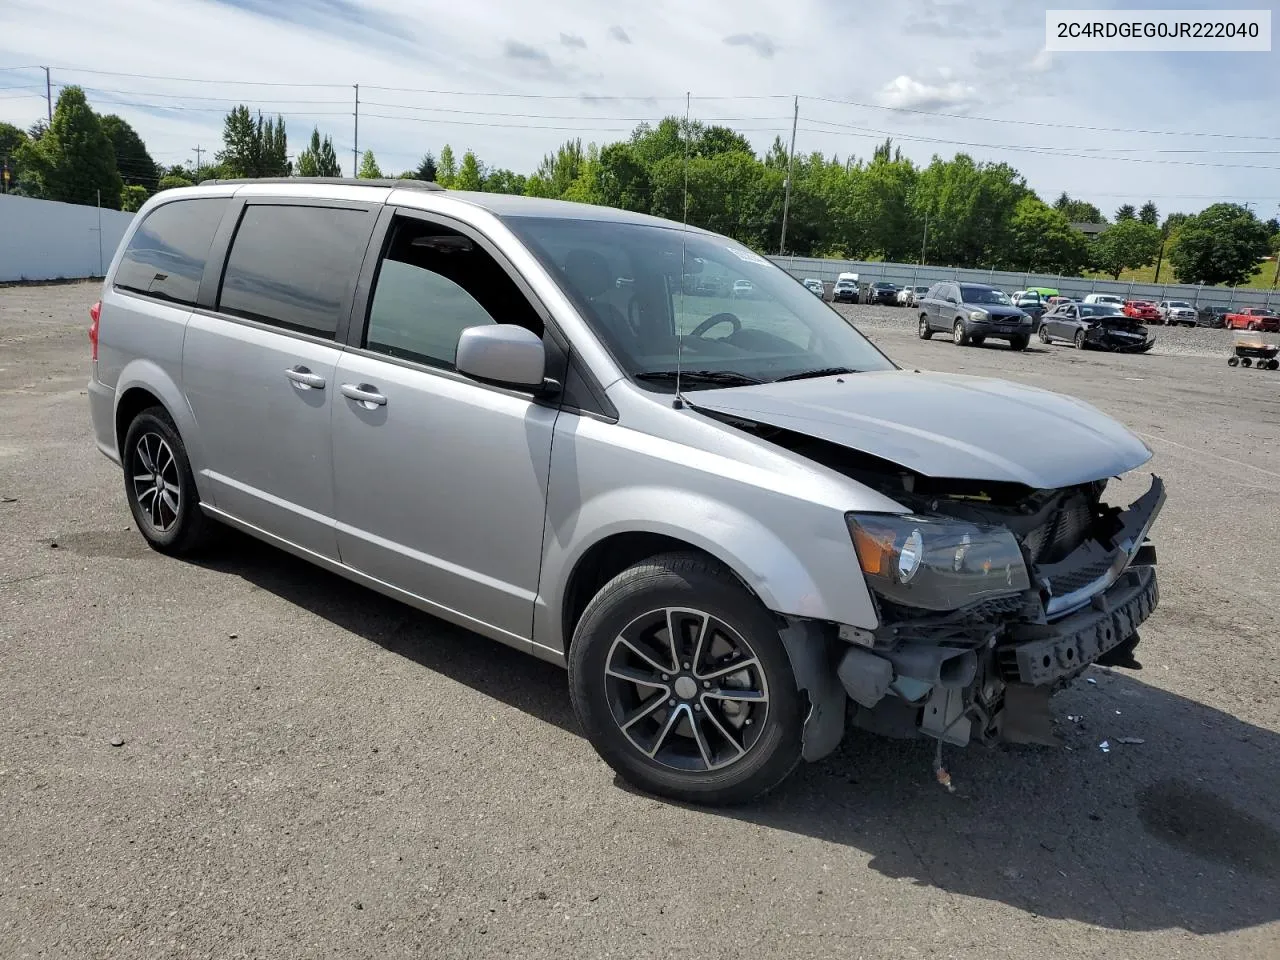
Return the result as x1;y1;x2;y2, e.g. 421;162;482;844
330;211;559;644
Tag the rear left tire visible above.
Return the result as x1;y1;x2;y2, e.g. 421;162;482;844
568;552;805;807
122;406;215;556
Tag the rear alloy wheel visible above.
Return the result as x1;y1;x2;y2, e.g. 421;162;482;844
122;406;214;556
1038;325;1052;344
918;315;932;340
1074;330;1086;350
568;553;804;806
953;320;970;346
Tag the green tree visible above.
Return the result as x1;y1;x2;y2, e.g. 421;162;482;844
15;86;122;208
157;173;194;191
1007;196;1091;273
216;106;289;178
453;149;485;190
415;152;437;181
1168;203;1270;286
294;127;341;177
1053;192;1105;223
525;139;586;198
436;145;457;187
1092;219;1163;279
911;154;1026;267
99;115;158;189
597;142;651;211
483;168;526;194
121;184;149;212
1138;201;1159;226
1;121;28;192
1115;203;1137;221
357;149;382;179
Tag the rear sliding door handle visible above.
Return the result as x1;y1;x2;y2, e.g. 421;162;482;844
285;366;326;390
340;383;388;407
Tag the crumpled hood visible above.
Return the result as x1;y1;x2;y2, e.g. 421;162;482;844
690;369;1152;489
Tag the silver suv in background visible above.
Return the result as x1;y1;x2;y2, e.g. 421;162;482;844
88;179;1164;805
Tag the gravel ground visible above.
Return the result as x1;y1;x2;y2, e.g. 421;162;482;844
2;282;1278;960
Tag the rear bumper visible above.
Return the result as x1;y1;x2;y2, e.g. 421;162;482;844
88;376;119;464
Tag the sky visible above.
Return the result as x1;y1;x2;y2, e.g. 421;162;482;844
1;0;1278;220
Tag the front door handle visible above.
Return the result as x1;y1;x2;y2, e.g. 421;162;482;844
285;366;326;390
340;383;388;407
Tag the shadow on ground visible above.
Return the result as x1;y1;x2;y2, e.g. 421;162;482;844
189;532;1280;936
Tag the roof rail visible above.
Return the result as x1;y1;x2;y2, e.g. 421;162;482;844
198;176;446;191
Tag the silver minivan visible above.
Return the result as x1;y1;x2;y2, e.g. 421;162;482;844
88;178;1164;805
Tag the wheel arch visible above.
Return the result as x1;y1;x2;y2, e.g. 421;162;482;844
112;359;212;502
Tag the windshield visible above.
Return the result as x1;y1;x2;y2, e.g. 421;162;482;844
1081;304;1125;317
834;280;856;288
506;216;896;387
1168;301;1191;308
960;285;1012;305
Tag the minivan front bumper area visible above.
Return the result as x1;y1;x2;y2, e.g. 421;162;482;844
817;476;1163;753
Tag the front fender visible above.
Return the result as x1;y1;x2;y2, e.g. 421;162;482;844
536;484;876;653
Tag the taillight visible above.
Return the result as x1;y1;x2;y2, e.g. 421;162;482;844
89;301;101;361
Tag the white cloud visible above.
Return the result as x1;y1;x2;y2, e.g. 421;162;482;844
876;75;980;112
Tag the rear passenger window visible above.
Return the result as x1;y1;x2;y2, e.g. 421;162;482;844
218;205;372;339
113;198;228;306
363;217;543;371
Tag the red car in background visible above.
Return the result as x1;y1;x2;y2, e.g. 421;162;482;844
1224;307;1280;332
1123;300;1162;323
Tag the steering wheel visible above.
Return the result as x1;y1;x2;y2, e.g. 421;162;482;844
690;312;741;339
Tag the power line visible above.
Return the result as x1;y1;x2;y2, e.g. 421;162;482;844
803;95;1280;143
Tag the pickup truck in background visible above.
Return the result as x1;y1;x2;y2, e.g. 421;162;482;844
1224;307;1280;332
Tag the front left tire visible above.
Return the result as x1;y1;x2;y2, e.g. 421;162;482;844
122;406;214;556
568;552;805;807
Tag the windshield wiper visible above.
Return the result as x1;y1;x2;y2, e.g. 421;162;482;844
773;366;859;382
635;370;764;388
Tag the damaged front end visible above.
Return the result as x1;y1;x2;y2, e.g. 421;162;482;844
838;474;1162;750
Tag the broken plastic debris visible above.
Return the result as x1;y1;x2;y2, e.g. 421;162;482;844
1067;715;1083;723
1099;740;1111;753
1086;678;1098;685
1116;737;1145;745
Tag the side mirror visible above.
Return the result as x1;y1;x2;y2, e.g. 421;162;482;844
456;324;555;394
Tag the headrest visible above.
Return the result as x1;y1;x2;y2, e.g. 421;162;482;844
562;249;612;299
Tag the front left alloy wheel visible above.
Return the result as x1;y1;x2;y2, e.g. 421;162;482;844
568;553;804;806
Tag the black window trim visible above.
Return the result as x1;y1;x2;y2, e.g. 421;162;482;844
346;204;618;421
196;196;382;346
110;194;236;310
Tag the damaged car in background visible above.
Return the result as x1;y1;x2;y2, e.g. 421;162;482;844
1038;301;1156;352
91;184;1163;808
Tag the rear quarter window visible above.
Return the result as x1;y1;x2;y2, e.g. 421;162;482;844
113;198;230;306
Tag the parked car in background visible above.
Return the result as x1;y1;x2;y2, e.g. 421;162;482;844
907;284;931;307
918;281;1032;349
731;279;754;298
87;177;1165;805
867;281;901;305
802;277;825;297
1157;300;1198;327
1038;302;1155;352
1012;290;1049;326
1224;307;1280;332
1123;300;1161;323
1196;304;1231;328
1083;294;1126;308
832;276;859;303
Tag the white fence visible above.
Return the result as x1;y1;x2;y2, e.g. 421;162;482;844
768;255;1280;310
0;194;135;283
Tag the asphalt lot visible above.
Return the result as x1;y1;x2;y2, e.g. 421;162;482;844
2;281;1278;960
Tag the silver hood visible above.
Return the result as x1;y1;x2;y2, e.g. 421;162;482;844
690;370;1152;489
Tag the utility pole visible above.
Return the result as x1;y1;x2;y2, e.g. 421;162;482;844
43;66;51;122
192;145;203;178
920;210;930;265
352;83;360;177
778;95;798;256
